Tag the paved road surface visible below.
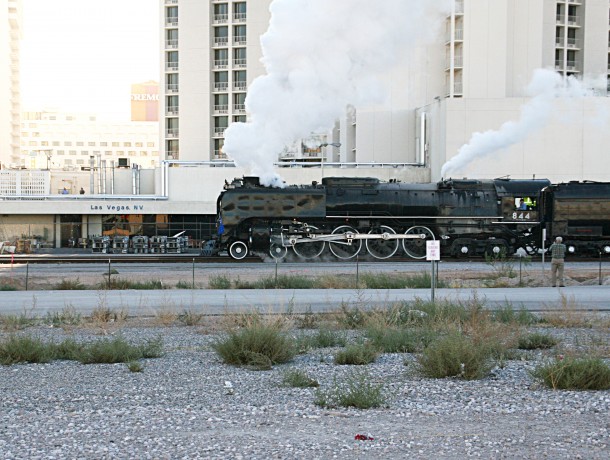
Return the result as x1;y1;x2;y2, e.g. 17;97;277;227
1;286;608;316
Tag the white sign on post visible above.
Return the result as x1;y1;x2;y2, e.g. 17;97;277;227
426;240;440;261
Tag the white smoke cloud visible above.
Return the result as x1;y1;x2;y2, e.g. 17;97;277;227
440;68;600;178
223;0;451;186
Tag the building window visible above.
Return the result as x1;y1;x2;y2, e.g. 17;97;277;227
233;2;246;21
213;3;228;22
214;72;229;91
233;48;246;67
214;48;228;67
64;141;72;146
214;93;229;112
233;92;246;111
76;141;84;146
52;141;60;146
167;73;179;92
88;142;96;146
112;142;119;147
124;142;132;147
147;142;155;147
233;70;247;90
136;142;143;147
233;115;246;123
167;51;178;69
234;25;246;45
100;142;108;147
214;139;225;158
167;95;179;114
214;26;228;46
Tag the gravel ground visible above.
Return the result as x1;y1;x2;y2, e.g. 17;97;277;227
1;324;609;459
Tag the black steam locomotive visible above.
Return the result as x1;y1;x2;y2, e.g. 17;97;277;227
206;176;610;260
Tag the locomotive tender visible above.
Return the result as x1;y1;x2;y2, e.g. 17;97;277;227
208;175;610;260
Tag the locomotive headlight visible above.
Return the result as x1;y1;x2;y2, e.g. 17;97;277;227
461;246;469;254
604;246;610;254
568;246;575;253
492;246;501;254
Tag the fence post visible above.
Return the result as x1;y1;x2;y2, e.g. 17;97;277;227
108;259;111;286
25;261;29;291
600;251;603;286
275;257;278;288
192;258;196;289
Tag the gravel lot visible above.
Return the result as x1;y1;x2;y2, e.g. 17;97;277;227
1;323;609;459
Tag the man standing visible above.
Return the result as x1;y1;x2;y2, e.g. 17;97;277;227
549;236;567;287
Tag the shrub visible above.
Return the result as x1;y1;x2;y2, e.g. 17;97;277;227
301;328;347;349
45;306;82;327
175;280;194;289
0;313;38;331
518;333;559;350
337;303;369;329
212;323;296;369
127;361;144;373
54;278;86;290
417;333;496;380
177;309;204;326
78;336;163;364
282;369;319;388
208;274;232;289
334;342;378;365
531;357;610;390
0;335;54;365
0;283;18;291
492;304;538;326
314;372;385;409
366;326;436;353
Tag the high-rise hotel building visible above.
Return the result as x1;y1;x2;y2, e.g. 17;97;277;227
161;0;610;181
0;0;22;169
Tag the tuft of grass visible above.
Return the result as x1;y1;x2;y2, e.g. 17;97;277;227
177;309;204;326
282;369;319;388
54;278;86;290
98;278;165;290
212;322;296;369
293;306;321;329
152;308;178;327
336;303;369;329
175;280;194;289
314;372;386;409
45;306;82;328
518;333;559;350
334;342;378;365
531;356;610;390
0;283;18;291
539;294;596;328
0;313;38;331
208;274;232;289
0;335;54;365
127;361;144;373
417;333;496;380
300;328;347;350
492;304;538;326
366;326;436;353
78;336;163;364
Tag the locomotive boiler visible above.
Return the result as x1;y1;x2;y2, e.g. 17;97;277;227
209;176;552;260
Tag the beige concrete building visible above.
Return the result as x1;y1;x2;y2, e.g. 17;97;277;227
0;0;22;169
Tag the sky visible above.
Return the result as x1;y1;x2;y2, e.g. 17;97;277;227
20;0;159;121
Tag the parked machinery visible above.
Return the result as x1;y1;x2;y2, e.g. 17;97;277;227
209;176;555;260
540;181;610;256
91;236;111;254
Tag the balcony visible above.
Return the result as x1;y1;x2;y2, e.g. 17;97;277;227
166;129;179;138
166;106;179;115
213;151;228;160
555;59;564;69
445;56;463;69
214;104;229;114
213;127;227;138
213;14;228;24
566;37;580;48
213;37;229;47
233;35;247;45
556;37;564;47
167;151;179;160
234;104;246;113
566;61;578;71
233;13;247;22
214;82;229;92
454;0;464;14
556;14;565;24
167;83;179;93
567;15;580;26
233;81;247;91
214;59;229;69
165;0;178;4
233;58;247;68
166;17;178;26
166;61;179;71
166;39;178;49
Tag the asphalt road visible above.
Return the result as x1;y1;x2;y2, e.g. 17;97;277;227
1;286;609;316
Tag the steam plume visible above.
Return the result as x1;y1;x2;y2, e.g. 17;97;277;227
223;0;451;186
440;69;597;178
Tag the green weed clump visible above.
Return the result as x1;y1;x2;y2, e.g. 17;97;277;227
282;369;319;388
299;328;347;350
45;306;82;327
366;326;436;353
517;333;559;350
334;342;378;365
531;357;610;390
0;335;163;366
127;361;144;373
208;274;232;289
212;323;296;369
0;284;18;291
0;313;38;331
99;278;165;290
177;309;204;326
314;372;386;409
54;278;86;290
0;335;54;365
492;304;538;325
417;333;496;380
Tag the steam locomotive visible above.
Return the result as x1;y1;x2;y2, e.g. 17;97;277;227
205;176;610;260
